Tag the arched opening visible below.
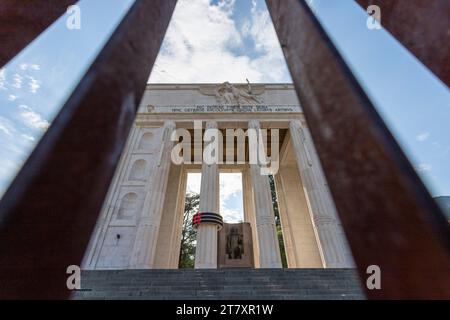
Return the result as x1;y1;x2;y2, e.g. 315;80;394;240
117;192;139;220
129;159;147;181
138;132;154;150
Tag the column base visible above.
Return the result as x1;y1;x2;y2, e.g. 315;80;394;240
259;262;283;269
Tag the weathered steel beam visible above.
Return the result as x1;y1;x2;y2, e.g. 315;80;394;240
0;0;177;299
356;0;450;87
0;0;74;67
267;0;450;299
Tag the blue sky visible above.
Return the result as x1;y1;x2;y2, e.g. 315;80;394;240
0;0;449;220
306;0;450;197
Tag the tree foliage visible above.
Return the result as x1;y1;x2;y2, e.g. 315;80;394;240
178;192;200;268
269;175;288;268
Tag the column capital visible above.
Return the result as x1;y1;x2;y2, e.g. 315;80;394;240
164;120;176;129
160;120;176;147
289;119;303;131
248;119;260;130
205;120;218;129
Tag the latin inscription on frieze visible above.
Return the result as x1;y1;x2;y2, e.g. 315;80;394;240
147;104;301;114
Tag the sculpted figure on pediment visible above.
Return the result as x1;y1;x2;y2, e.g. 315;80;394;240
199;81;264;105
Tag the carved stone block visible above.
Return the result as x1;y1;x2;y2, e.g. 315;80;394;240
217;222;254;268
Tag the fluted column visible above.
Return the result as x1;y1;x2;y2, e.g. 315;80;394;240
242;166;260;267
195;121;220;269
130;121;176;268
290;120;354;268
248;120;282;268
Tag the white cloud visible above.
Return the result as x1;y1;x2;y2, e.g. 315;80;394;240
221;207;242;223
0;117;15;137
12;73;22;89
0;124;12;137
220;172;242;201
21;134;35;142
18;105;49;130
0;119;38;197
186;172;201;194
306;0;316;9
187;172;243;202
148;0;290;83
0;68;6;90
416;163;432;172
18;63;40;71
220;173;243;222
0;116;38;143
0;157;20;191
27;76;41;93
242;1;291;82
416;132;430;142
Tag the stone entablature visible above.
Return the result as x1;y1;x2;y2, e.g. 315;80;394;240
138;83;300;113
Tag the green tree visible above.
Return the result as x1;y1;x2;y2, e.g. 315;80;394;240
178;192;200;268
269;175;288;268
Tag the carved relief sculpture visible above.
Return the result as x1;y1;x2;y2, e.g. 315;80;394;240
226;227;244;259
199;81;265;105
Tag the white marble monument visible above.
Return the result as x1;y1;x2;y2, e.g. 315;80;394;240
82;83;354;270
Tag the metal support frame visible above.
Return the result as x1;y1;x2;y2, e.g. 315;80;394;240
266;0;450;299
0;0;177;299
0;0;74;67
356;0;450;87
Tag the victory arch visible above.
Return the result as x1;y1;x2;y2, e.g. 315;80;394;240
82;83;354;271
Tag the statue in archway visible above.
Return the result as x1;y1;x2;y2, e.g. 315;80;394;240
226;227;244;259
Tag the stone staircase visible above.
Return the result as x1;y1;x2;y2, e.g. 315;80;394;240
73;268;365;300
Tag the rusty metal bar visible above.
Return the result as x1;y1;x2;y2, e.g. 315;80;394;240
355;0;450;87
0;0;177;299
267;0;450;299
0;0;74;67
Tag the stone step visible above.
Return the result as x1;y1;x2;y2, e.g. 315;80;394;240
82;277;361;284
73;268;365;300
